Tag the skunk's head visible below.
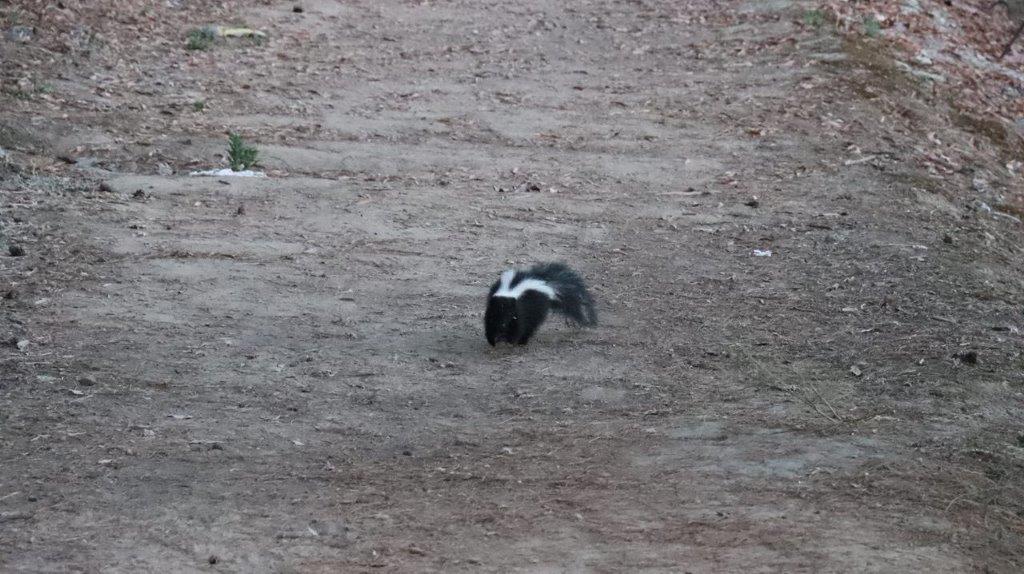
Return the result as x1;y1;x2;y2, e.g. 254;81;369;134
484;296;518;346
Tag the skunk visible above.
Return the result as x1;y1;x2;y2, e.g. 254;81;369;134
484;262;597;346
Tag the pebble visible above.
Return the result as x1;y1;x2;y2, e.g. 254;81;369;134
4;26;33;43
8;245;25;257
78;375;98;386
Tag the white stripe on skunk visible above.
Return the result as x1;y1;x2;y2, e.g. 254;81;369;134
492;270;558;300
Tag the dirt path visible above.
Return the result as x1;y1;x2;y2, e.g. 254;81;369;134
3;0;1024;571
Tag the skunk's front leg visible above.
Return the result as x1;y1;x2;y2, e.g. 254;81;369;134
484;297;500;346
515;291;551;345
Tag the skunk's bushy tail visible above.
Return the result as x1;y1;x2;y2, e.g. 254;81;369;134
528;262;598;327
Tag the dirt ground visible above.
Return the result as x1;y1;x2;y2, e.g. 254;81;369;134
3;0;1024;571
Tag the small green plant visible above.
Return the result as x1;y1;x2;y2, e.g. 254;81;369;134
863;15;881;38
7;89;32;101
803;9;824;28
227;133;258;171
35;83;54;94
192;100;206;112
186;27;216;51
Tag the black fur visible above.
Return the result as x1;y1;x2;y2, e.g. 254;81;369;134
484;262;597;346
